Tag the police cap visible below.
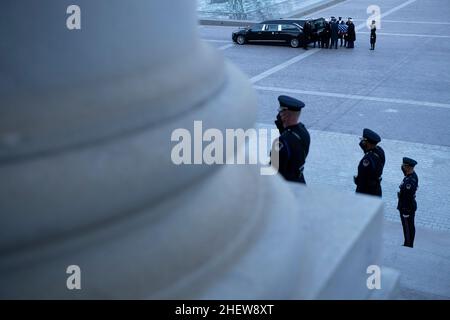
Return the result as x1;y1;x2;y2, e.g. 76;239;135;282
278;95;305;111
362;128;381;144
403;157;417;167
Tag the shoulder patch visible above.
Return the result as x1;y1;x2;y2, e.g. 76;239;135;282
363;159;370;167
406;184;411;190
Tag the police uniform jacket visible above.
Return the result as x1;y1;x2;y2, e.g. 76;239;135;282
355;146;385;195
272;123;310;183
397;172;418;213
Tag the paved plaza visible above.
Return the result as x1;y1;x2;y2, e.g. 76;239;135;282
200;0;450;232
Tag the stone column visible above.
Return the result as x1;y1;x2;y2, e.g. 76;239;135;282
0;0;397;299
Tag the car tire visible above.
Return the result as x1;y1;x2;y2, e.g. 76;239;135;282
290;38;300;48
236;35;246;45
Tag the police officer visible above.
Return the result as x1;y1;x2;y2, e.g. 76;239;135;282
398;157;419;248
271;95;310;184
354;128;385;196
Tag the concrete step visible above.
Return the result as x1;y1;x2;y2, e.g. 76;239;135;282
369;267;400;300
382;220;450;299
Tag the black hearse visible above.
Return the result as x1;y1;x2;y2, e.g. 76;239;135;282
232;18;326;48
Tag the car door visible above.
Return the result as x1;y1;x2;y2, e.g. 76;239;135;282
262;24;280;42
246;24;264;41
280;24;301;43
313;18;326;36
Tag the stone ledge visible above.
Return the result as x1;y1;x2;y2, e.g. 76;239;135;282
369;267;400;300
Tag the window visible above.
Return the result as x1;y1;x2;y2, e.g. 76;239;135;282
251;24;264;31
281;24;300;32
315;21;325;28
264;24;278;32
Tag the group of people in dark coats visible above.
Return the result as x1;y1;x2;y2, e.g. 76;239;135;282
305;16;356;50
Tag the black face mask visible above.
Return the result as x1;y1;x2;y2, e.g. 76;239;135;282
401;165;407;175
359;140;367;152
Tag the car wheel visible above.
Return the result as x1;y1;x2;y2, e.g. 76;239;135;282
290;38;300;48
237;35;246;45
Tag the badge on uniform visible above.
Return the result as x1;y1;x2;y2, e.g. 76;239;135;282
406;184;411;189
363;159;370;167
